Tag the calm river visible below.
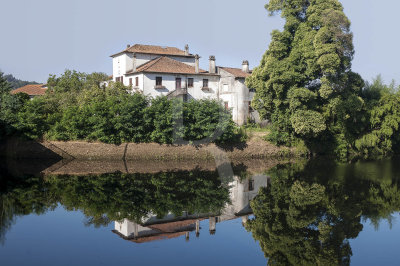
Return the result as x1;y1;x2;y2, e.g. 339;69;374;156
1;158;400;265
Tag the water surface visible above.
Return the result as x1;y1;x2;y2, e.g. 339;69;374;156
1;158;400;265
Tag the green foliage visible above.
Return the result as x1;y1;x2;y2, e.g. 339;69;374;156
0;72;12;94
355;91;400;157
0;169;231;239
145;97;240;144
0;73;30;139
246;159;400;265
290;110;326;136
4;70;242;145
16;96;57;139
247;0;365;159
183;99;239;144
145;96;175;144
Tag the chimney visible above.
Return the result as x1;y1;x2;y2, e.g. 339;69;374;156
209;217;217;235
127;44;131;49
195;54;200;73
184;44;189;56
242;60;250;73
132;53;137;72
209;56;216;74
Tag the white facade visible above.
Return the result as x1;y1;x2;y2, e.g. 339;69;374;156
110;44;258;125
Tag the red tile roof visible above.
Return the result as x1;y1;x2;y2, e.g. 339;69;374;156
112;44;194;57
129;56;209;75
11;84;47;96
219;67;251;78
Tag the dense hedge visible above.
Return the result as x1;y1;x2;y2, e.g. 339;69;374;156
0;70;243;145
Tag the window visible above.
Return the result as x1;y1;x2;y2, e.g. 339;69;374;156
176;78;182;89
188;78;194;88
224;102;229;110
156;77;162;86
129;78;132;86
135;77;139;87
120;76;124;83
248;179;254;191
203;79;209;88
116;77;120;82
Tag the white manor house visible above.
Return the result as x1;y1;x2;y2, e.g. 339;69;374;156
109;44;258;125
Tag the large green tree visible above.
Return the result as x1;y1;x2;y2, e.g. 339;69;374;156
247;0;365;158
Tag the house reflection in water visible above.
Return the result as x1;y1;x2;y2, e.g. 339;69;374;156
112;174;269;243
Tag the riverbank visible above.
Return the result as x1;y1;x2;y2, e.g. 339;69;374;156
0;132;300;161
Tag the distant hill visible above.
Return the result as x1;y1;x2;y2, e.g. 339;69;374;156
4;73;39;89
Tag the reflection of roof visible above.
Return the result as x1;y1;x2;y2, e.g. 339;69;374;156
147;219;200;232
111;44;195;58
128;56;210;75
132;231;188;243
11;84;47;96
219;67;251;78
111;229;190;243
113;218;206;244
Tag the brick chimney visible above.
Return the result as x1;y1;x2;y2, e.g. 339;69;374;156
242;60;249;73
195;54;200;73
185;44;189;56
209;56;216;74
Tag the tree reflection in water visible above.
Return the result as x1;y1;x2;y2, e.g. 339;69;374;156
2;158;400;263
246;159;400;266
0;168;232;244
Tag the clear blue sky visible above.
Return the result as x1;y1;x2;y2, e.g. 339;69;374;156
0;0;398;84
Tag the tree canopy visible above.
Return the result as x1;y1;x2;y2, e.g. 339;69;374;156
247;0;365;159
1;70;243;145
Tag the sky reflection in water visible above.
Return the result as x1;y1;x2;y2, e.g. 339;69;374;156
1;158;400;265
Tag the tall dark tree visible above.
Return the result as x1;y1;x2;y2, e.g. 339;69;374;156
247;0;365;159
0;72;12;94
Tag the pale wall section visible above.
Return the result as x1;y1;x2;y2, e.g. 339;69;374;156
218;68;251;125
141;73;219;99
